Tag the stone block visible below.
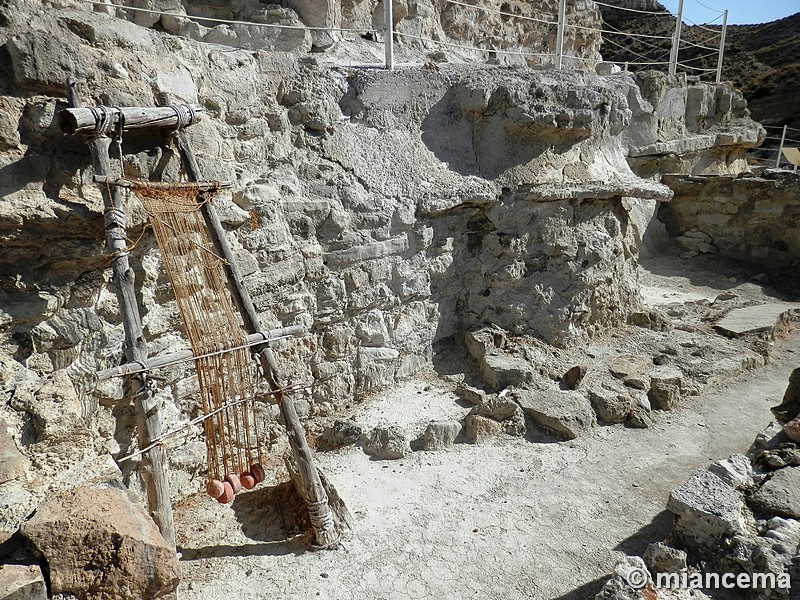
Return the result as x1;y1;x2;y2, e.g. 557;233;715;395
362;426;409;460
421;420;462;451
667;469;745;546
514;388;595;440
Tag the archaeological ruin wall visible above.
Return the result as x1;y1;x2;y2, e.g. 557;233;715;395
0;0;770;538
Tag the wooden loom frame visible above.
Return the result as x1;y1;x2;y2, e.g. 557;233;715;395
61;78;337;549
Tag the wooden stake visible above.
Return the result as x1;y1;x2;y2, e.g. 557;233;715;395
160;94;338;547
66;78;176;548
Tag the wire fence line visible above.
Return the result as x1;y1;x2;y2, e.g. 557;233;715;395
90;0;728;80
750;125;800;170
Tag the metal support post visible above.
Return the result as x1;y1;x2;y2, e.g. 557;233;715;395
555;0;566;70
777;125;787;168
384;0;394;70
669;0;684;76
716;10;728;83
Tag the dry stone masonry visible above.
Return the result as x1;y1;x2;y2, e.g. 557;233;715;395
0;0;793;597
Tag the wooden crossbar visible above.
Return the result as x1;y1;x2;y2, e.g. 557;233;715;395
95;326;305;380
59;104;203;135
94;176;233;191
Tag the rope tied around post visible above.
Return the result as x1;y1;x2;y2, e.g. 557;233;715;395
89;105;118;138
169;104;197;129
307;496;335;532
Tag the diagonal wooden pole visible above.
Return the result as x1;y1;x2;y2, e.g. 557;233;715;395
158;94;338;547
65;78;176;548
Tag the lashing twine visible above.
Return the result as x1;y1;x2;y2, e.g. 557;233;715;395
307;496;335;532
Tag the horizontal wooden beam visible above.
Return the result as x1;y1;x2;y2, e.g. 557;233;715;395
59;104;203;135
95;325;305;381
94;176;232;191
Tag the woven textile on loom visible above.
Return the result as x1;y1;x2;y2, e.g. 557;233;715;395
133;182;264;483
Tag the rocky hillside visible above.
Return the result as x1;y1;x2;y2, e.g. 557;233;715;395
598;1;800;132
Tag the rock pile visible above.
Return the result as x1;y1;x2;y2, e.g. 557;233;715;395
595;370;800;600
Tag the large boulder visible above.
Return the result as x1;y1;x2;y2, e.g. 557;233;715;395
20;485;179;599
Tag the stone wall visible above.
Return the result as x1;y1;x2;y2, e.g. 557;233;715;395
610;70;764;179
0;1;675;517
84;0;604;65
660;171;800;274
0;0;769;537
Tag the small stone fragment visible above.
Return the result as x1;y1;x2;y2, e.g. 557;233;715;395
454;382;487;405
0;564;47;600
750;466;800;519
562;365;587;390
708;454;756;490
464;414;503;444
782;416;800;443
772;367;800;422
514;388;596;440
643;542;687;574
363;426;409;460
421;420;462;451
321;419;363;450
648;381;680;410
628;407;653;428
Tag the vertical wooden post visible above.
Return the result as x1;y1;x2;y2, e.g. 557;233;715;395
66;78;176;548
160;95;338;547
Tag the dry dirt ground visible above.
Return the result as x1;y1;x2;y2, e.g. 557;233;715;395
173;255;800;600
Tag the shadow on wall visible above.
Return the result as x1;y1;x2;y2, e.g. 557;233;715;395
420;84;588;180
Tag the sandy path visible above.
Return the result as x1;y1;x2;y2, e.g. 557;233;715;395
175;329;799;600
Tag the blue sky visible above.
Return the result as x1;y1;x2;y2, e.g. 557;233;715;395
660;0;800;25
